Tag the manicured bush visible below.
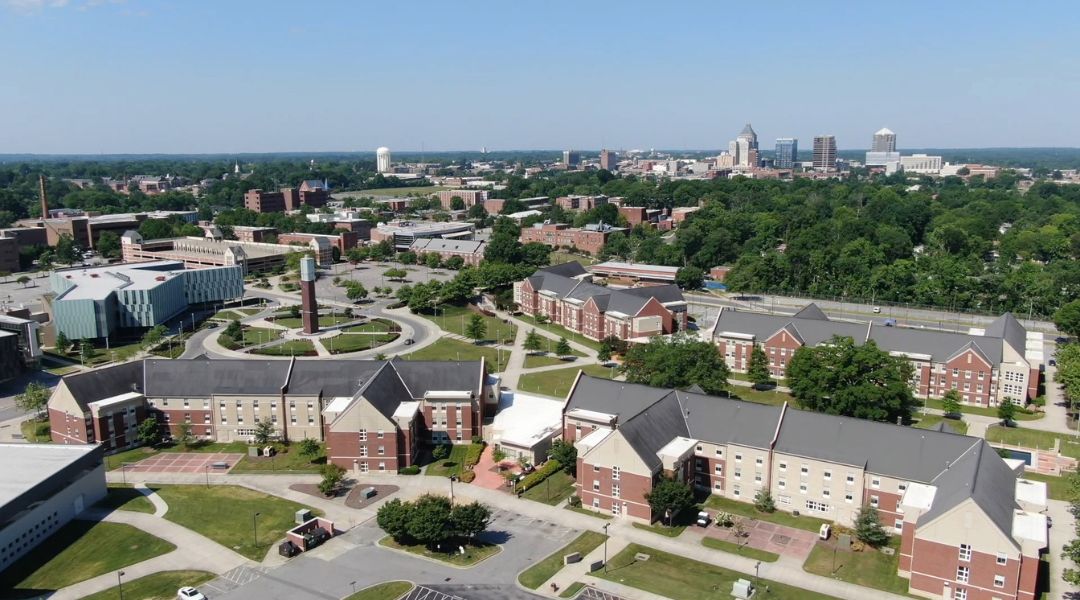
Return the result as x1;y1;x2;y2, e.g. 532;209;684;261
460;470;476;483
518;460;562;493
567;495;582;508
398;465;421;475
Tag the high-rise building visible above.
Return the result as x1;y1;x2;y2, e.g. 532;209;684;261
563;150;581;167
376;147;392;174
728;123;759;168
774;138;798;169
599;149;616;171
871;127;897;152
812;135;837;171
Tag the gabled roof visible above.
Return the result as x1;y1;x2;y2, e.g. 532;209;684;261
679;390;782;450
564;376;671;423
868;325;1002;364
712;308;864;347
920;440;1020;544
618;393;689;471
525;267;684;318
392;359;484;397
62;361;144;410
287;360;384;397
356;362;414;420
143;359;290;396
985;313;1026;356
539;262;587;278
739;123;757;138
793;303;829;321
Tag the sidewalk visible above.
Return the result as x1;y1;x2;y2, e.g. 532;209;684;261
542;537;630;595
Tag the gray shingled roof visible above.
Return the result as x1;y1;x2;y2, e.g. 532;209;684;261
985;313;1026;356
287;360;384;397
356;362;414;420
920;440;1019;541
868;325;1002;364
712;308;866;346
527;267;684;318
564;375;672;422
392;359;484;396
63;361;144;409
540;262;587;278
143;359;290;396
618;393;689;470
679;391;783;450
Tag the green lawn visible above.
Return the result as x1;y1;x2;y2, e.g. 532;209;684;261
0;521;175;596
379;536;500;566
596;543;839;600
987;425;1080;459
566;505;613;520
345;581;415;600
212;309;244;321
923;398;1042;420
251;339;318;356
232;442;326;473
560;582;586;598
426;444;470;478
20;418;50;442
524;347;586;369
632;521;686;537
327;332;398;353
518;364;617;399
97;484;156;514
516;315;602;351
344;319;394;333
106;446;161;470
343;185;446;197
705;495;831;533
1020;471;1073;501
913;413;969;435
403;337;511;370
701;537;779;562
44;364;81;376
726;386;794;407
550;251;597;266
803;537;908;596
518;531;607;589
80;570;215;600
49;340;144;366
156;485;319;560
522;471;576;505
421;304;516;343
274;314;353;329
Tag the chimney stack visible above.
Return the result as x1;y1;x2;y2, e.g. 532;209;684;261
38;174;49;219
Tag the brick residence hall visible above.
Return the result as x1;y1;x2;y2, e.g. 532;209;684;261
565;374;1047;600
47;357;494;473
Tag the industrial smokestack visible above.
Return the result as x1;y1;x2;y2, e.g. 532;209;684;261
38;174;48;219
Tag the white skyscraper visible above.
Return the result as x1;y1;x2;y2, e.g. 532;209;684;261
376;147;392;174
728;123;759;168
872;127;897;152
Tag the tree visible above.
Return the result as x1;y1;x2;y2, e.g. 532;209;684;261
432;443;451;461
854;505;889;548
377;498;411;542
1055;300;1080;339
467;203;488;222
753;489;776;513
54;234;80;264
0;270;8;283
318;463;346;496
254;418;275;445
786;336;916;424
384;268;407;281
96;231;121;259
445;256;465;270
424;253;441;269
54;331;70;354
998;398;1017;426
620;335;730;395
451;502;491;541
597;344;611;363
288;304;301;318
16;275;30;288
645;478;694;526
141;324;167;349
465;314;487;342
523;329;543;353
136;416;161;446
675;266;705;290
547;439;578;476
298;437;321;458
345;281;368;302
14;382;49;417
406;494;454;548
941;390;963;418
554;337;571;356
747;345;772;389
450;196;466;211
224;319;243;340
177;421;194;447
79;338;95;364
1061;469;1080;585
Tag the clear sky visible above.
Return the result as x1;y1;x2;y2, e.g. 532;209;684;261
2;0;1078;154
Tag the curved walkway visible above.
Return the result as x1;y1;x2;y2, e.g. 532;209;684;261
135;483;169;517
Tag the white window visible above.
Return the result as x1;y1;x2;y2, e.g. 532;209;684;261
732;484;741;497
360;447;368;457
734;469;742;480
779;462;787;471
735;453;742;462
844;493;853;503
799;483;807;494
593;464;600;472
871;478;880;489
360;462;368;473
800;465;809;475
696;445;702;452
956;566;970;584
894;519;903;531
308;416;314;425
715;448;723;457
959;543;972;562
898;483;907;492
870;495;879;507
359;429;367;441
755;457;763;466
377;430;384;439
714;464;723;475
823;470;831;481
378;462;385;471
612;484;620;498
611;502;620;515
754;473;762;484
953;588;967;600
778;479;786;490
822;489;830;498
592;498;600;508
593;480;600;491
994;575;1005;588
377;446;384;456
996;552;1007;565
612;466;620;481
846;474;855;485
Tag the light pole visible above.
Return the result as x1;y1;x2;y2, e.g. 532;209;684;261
117;570;125;600
449;475;457;505
602;523;610;573
204;464;210;488
350;581;357;595
252;512;261;548
755;560;761;579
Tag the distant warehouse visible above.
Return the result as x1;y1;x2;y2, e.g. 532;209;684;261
47;260;243;340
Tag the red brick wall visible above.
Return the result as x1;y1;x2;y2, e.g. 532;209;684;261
899;522;914;572
325;430;399;472
763;328;803;377
577;462;653;520
937;350;994;406
909;537;1025;600
49;407;90;445
632;297;674;335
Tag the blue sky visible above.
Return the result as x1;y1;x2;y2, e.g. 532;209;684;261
2;0;1078;153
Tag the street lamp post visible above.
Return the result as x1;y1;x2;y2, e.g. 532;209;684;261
117;570;125;600
252;512;261;548
350;581;357;595
602;523;610;572
204;464;210;488
449;475;457;505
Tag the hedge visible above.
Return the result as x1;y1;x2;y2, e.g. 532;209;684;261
518;460;562;493
398;465;420;475
460;470;475;483
464;443;484;468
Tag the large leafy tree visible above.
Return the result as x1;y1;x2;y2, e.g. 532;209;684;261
377;499;411;542
14;382;50;417
854;506;889;548
1055;300;1080;339
450;502;491;540
406;494;454;549
786;336;916;423
747;345;772;389
547;439;578;476
645;478;694;526
620;335;729;395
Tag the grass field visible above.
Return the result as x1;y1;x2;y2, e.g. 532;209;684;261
212;309;244;321
701;537;779;562
803;537;907;596
0;521;175;597
518;364;617;399
343;319;395;333
421;304;516;343
522;471;576;505
156;485;318;560
425;444;470;478
550;251;597;266
705;495;831;533
379;536;499;566
726;386;795;407
20;418;50;442
597;543;839;600
518;531;607;589
987;425;1080;459
524;353;582;369
97;484;156;513
924;398;1042;420
516;315;602;351
232;442;326;473
913;413;969;434
560;582;586;598
251;339;318;356
327;332;398;353
80;570;214;600
1020;471;1073;501
403;337;511;370
345;581;415;600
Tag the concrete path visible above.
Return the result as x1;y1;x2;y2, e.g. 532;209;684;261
135;483;169;517
1047;499;1080;600
542;537;631;595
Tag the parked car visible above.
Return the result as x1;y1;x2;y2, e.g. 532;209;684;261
872;306;881;314
404;338;415;345
177;587;207;600
696;511;711;527
1050;359;1057;367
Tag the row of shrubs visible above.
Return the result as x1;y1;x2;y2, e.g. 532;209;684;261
517;459;562;493
464;443;484;468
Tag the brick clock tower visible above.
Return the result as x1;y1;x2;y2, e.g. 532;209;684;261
300;256;319;334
